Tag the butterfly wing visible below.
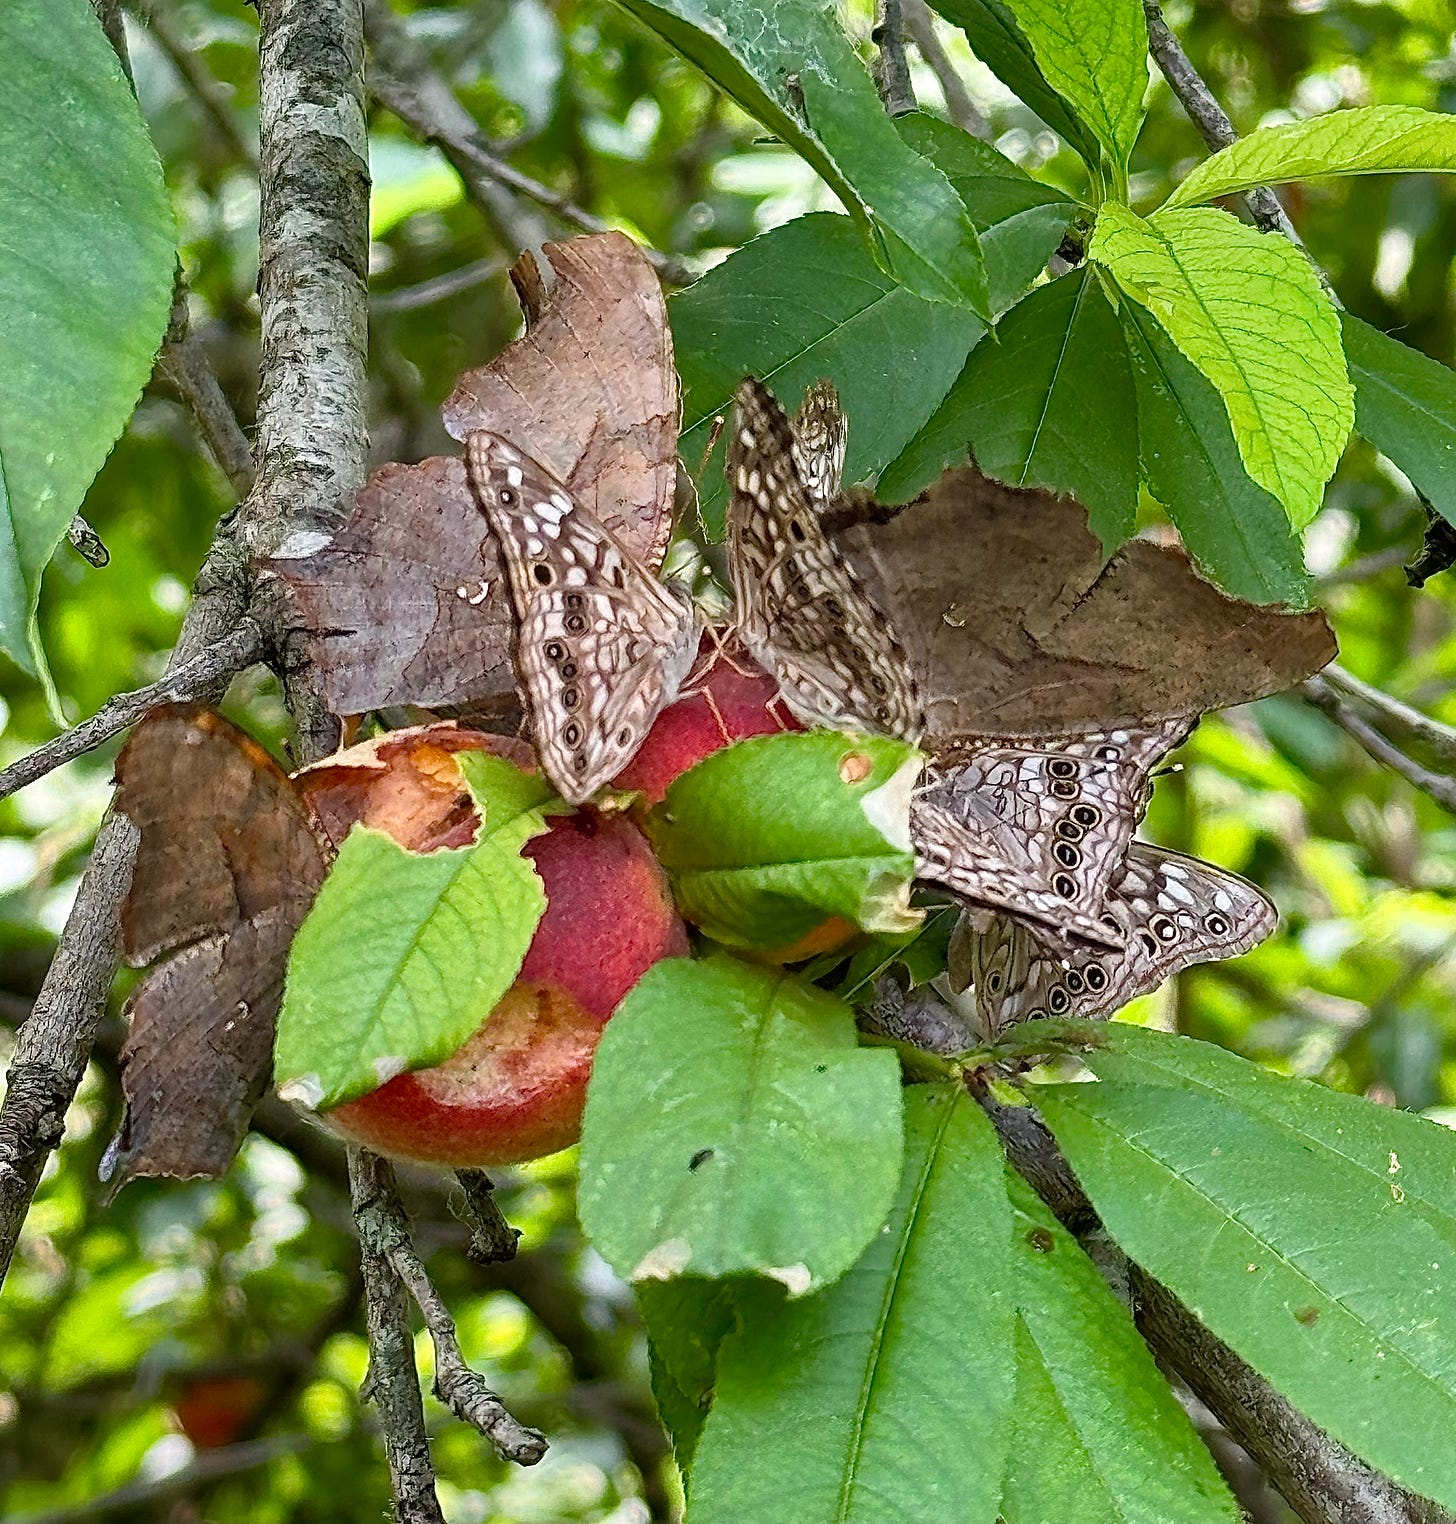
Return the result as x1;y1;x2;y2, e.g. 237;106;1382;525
467;432;700;803
969;843;1276;1034
790;379;848;508
919;718;1195;929
726;376;923;742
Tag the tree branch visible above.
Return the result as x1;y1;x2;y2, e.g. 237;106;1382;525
872;0;917;117
361;0;696;287
1302;674;1456;814
903;0;988;139
1315;664;1456;767
155;288;256;497
349;1150;449;1524
1142;2;1303;245
0;621;264;804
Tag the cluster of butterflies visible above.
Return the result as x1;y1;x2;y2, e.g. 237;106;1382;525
465;375;1276;1039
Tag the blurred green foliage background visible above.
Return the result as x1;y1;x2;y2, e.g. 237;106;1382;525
2;1;1455;1519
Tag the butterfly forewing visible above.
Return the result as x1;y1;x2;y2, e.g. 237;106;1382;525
790;379;848;508
967;844;1276;1036
726;376;923;742
467;432;700;804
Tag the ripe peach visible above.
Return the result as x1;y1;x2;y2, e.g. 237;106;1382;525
294;727;688;1167
171;1375;267;1450
613;630;798;804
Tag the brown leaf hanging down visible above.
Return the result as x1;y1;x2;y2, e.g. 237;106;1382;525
442;231;679;569
267;232;679;717
828;466;1337;751
106;706;331;1188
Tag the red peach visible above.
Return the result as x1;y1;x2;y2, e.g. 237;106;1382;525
171;1375;267;1450
614;630;798;804
296;729;688;1167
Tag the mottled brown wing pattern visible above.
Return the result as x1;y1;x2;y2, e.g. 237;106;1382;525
726;376;923;742
790;379;848;508
915;718;1195;933
966;844;1276;1036
467;432;700;804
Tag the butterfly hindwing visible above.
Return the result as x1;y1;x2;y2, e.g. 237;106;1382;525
467;432;700;803
968;844;1277;1035
917;717;1196;934
726;376;923;742
790;379;848;509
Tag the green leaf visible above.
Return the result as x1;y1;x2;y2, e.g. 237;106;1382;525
578;955;904;1293
1121;299;1311;604
274;752;557;1109
926;0;1103;166
616;0;988;315
894;114;1078;315
879;268;1139;546
1092;203;1352;528
637;1279;734;1475
999;1171;1240;1524
645;731;922;951
1032;1022;1456;1511
1343;312;1456;527
687;1087;1016;1524
0;0;176;674
672;214;985;536
997;0;1149;173
1165;105;1456;211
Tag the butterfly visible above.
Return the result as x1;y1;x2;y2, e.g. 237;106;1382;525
911;717;1195;945
466;432;701;804
952;843;1277;1038
725;375;923;742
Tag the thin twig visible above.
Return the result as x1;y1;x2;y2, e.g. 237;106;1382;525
1317;544;1411;590
0;621;264;804
361;0;697;287
872;0;917;117
350;1150;449;1524
1317;664;1456;767
371;256;507;313
902;0;988;139
351;1153;546;1465
155;290;257;497
11;1435;313;1524
1142;2;1303;245
0;813;140;1284
1302;676;1456;813
129;0;261;170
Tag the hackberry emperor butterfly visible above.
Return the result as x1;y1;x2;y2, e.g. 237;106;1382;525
726;376;924;742
467;432;700;804
952;844;1276;1038
911;718;1195;944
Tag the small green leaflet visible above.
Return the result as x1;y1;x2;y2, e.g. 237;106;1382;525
616;0;988;317
578;955;904;1294
996;0;1149;175
687;1087;1015;1523
672;214;986;538
637;1278;734;1476
645;730;923;951
1343;312;1456;528
1031;1020;1456;1512
1165;104;1456;211
997;1162;1239;1524
1092;203;1352;529
0;0;176;679
274;751;558;1110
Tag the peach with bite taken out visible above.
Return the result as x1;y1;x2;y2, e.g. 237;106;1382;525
293;727;688;1167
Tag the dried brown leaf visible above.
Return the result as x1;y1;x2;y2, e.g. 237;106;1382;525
829;467;1337;747
108;707;330;1187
